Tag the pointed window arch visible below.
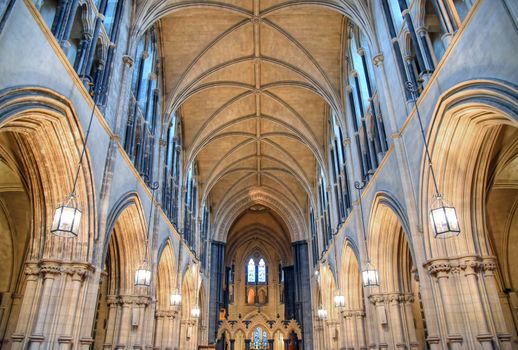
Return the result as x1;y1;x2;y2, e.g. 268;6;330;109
258;258;266;283
247;258;256;283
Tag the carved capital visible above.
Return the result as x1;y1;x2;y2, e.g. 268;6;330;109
24;263;40;277
368;294;385;305
106;295;119;306
372;53;384;67
40;261;62;277
426;261;451;278
122;55;134;67
481;257;498;276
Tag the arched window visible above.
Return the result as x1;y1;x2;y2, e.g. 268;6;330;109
246;257;268;285
247;259;256;283
102;0;121;37
199;204;210;270
317;171;331;249
125;28;160;182
183;164;198;250
253;327;268;349
162;113;181;226
310;207;319;266
258;258;266;283
329;114;352;224
347;26;388;181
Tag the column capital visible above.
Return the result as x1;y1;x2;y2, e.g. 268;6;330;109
122;55;134;67
372;53;384;67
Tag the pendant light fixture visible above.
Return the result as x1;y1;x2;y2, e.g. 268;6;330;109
51;83;97;237
406;81;460;238
355;181;379;287
135;177;159;287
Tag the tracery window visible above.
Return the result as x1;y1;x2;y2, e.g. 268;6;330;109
247;257;268;284
252;327;268;349
35;0;123;102
162;113;181;226
347;27;388;180
125;28;160;182
317;172;331;249
247;258;256;283
183;164;198;250
310;207;319;266
329;114;352;224
258;259;266;283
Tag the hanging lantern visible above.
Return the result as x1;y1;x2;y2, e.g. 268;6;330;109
430;194;460;238
362;261;379;287
51;194;81;237
317;305;328;320
170;291;182;307
134;265;151;287
191;305;201;318
333;291;345;309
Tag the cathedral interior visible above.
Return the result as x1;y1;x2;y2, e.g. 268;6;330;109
0;0;517;349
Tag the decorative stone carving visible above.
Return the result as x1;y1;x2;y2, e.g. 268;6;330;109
122;55;134;67
372;53;384;67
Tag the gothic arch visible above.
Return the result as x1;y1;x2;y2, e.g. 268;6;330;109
421;79;518;257
367;193;416;293
0;86;96;261
156;239;178;311
340;240;363;311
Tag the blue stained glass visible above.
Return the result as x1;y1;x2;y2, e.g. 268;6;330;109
247;259;256;283
258;258;266;283
254;327;260;347
263;331;267;347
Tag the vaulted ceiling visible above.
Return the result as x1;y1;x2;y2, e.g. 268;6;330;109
144;0;357;241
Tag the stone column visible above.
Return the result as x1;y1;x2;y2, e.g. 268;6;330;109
427;261;462;350
402;294;419;350
11;264;40;348
58;265;89;349
155;312;165;349
29;262;61;349
104;295;120;347
58;0;80;53
481;259;512;349
460;258;493;350
368;294;387;349
117;295;133;347
388;293;405;349
355;311;367;350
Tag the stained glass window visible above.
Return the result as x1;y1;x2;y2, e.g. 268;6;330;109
263;330;267;347
258;258;266;283
247;259;256;283
254;327;261;348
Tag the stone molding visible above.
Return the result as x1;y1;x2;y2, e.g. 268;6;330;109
368;293;414;305
425;255;498;278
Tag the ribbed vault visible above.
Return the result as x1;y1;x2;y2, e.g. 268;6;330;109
140;0;368;241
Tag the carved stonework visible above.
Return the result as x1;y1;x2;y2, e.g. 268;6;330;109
122;54;134;67
372;53;384;67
